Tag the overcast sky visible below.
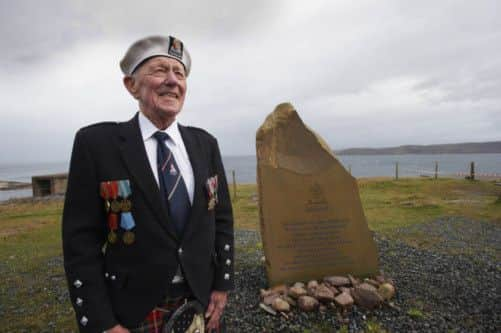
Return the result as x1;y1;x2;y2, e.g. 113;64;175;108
1;0;500;163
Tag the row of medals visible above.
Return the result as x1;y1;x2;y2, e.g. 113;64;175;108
105;198;134;245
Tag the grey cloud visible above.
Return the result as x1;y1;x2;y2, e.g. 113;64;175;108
0;1;500;163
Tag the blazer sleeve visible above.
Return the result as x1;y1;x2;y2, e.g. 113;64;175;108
210;139;235;291
62;130;118;333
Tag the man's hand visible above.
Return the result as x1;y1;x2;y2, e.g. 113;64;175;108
204;290;228;332
104;324;130;333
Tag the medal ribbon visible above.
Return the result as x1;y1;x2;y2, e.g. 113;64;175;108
118;180;132;198
119;180;135;231
108;213;118;231
100;182;110;199
120;213;135;231
107;181;118;200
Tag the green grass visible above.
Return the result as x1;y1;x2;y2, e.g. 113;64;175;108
407;308;426;320
0;200;77;331
359;178;501;232
365;318;388;333
1;178;500;331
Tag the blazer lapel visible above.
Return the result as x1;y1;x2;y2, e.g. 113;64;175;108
117;114;178;242
179;124;206;241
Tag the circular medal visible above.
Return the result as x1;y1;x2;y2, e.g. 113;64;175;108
110;199;121;213
104;200;111;213
121;199;132;212
107;231;118;244
123;231;135;245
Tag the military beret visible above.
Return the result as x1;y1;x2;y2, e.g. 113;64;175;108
120;35;191;76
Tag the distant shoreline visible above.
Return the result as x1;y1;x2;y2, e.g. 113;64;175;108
335;141;501;155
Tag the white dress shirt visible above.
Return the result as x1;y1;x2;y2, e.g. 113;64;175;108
138;111;195;205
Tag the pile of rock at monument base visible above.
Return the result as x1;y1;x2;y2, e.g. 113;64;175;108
255;103;397;322
259;274;396;320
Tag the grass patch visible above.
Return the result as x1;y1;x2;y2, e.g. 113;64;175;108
359;178;501;233
365;318;388;333
407;308;426;320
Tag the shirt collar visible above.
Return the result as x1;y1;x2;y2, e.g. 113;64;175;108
138;111;182;146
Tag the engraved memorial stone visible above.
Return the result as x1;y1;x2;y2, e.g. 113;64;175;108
256;102;379;286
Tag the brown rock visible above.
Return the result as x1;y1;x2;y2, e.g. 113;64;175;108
358;282;378;293
307;280;319;296
271;297;291;312
260;289;273;298
339;286;351;294
283;295;297;307
324;276;350;287
375;274;386;284
271;284;288;295
347;274;360;286
364;278;380;288
259;303;277;316
298;295;319;312
351;286;383;309
307;280;319;290
293;282;305;289
325;284;339;296
288;286;307;299
263;294;280;306
334;291;354;309
314;284;335;302
378;283;396;300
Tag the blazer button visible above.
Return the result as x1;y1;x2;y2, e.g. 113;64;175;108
224;273;230;280
80;316;88;326
178;248;183;255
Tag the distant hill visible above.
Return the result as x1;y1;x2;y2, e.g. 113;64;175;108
336;141;501;155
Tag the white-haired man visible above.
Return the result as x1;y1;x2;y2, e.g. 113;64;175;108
63;35;234;333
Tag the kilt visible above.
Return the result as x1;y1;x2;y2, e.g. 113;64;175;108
128;297;227;333
129;297;187;333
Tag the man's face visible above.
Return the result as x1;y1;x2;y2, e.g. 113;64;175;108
127;56;187;122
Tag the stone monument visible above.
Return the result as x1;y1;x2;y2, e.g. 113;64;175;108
256;103;379;286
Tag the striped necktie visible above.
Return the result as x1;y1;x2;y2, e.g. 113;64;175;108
153;131;191;236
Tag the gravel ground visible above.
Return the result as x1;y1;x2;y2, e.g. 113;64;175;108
393;216;501;264
225;222;501;332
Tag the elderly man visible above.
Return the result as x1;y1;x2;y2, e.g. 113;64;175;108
62;35;234;333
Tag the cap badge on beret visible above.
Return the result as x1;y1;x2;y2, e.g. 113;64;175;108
168;38;183;60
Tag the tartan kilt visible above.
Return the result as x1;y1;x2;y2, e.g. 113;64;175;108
128;298;227;333
129;299;184;333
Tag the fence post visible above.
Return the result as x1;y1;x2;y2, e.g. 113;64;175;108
395;162;399;180
232;170;237;200
434;161;438;179
348;165;352;175
470;162;475;180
